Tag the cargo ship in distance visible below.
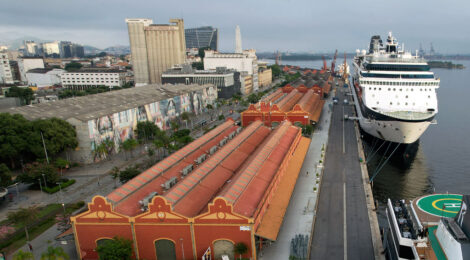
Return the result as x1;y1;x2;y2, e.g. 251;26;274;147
351;32;439;145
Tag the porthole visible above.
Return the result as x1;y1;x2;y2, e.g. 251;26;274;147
406;95;408;98
411;89;413;91
376;101;379;104
390;102;393;105
400;89;402;91
405;102;408;106
428;95;431;98
388;88;391;91
374;88;376;90
397;102;400;105
379;88;381;90
393;88;396;91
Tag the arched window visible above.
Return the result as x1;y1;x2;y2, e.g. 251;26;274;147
155;239;176;260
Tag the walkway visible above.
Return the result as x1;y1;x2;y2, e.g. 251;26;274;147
260;88;334;259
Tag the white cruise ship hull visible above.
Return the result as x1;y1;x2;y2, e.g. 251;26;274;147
358;118;430;144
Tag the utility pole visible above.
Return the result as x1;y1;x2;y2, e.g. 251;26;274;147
40;131;49;164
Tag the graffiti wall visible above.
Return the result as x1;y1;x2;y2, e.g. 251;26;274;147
88;86;217;155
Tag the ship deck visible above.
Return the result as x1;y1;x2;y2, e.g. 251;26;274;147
411;194;463;226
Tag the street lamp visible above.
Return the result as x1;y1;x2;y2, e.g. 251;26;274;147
42;174;47;189
180;238;185;260
38;179;43;193
61;203;66;215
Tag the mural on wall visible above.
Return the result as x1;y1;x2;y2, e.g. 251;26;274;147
88;86;217;158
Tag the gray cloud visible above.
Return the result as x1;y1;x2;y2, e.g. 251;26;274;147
0;0;469;53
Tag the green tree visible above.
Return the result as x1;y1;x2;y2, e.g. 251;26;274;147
135;121;160;143
0;163;12;187
191;62;204;70
234;242;248;260
121;139;138;159
180;111;191;129
170;120;179;132
247;93;260;104
96;236;133;260
5;86;34;105
54;158;69;177
0;113;32;168
198;47;211;59
302;124;314;136
269;64;281;79
40;246;70;260
118;165;140;184
19;161;59;185
7;206;39;243
13;250;33;260
29;118;78;159
64;62;82;71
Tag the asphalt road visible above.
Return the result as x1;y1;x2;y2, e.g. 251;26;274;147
310;85;374;260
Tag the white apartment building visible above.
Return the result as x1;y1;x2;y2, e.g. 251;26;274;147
26;68;64;88
204;49;259;91
18;57;45;83
0;53;14;84
60;69;126;89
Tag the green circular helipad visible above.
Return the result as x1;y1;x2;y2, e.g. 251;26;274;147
417;194;462;218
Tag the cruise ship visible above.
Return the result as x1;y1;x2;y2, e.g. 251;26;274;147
351;32;439;144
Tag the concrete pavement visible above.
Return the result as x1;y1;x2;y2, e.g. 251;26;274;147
310;85;375;260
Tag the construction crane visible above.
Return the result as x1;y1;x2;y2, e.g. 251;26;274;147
331;49;338;75
342;52;349;84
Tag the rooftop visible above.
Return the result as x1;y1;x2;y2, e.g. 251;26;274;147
0;83;214;122
63;68;125;74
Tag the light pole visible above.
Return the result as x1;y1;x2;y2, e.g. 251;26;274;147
180;238;185;260
42;174;47;189
61;203;66;215
38;178;43;193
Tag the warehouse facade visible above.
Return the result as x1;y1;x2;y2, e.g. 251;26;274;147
71;119;311;259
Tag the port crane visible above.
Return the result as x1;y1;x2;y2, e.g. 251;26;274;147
331;49;338;75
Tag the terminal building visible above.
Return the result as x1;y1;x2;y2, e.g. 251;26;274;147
162;64;240;99
1;84;217;163
71;118;310;259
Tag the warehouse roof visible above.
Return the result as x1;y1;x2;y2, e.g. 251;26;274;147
0;83;215;122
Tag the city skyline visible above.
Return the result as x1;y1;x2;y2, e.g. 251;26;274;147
1;0;469;54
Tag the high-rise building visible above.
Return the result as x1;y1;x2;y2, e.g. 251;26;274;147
24;41;38;56
126;18;186;86
235;25;242;54
0;53;14;84
42;41;60;57
185;26;218;50
72;44;85;58
60;41;73;58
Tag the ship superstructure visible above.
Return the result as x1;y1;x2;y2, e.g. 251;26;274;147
351;32;439;144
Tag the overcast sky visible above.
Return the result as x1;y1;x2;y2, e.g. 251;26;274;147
1;0;469;53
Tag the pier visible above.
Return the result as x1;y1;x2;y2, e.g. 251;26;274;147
309;83;384;260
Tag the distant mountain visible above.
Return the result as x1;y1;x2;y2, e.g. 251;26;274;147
103;45;130;55
0;36;47;50
83;45;102;55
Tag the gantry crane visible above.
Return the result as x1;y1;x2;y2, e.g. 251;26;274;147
331;49;338;75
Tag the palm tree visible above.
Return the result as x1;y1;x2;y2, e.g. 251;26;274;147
40;246;69;260
13;250;33;260
234;242;248;260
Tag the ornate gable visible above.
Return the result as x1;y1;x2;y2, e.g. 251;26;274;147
133;196;188;224
71;196;130;223
194;197;252;225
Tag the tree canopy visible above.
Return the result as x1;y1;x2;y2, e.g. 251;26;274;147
5;86;34;105
18;161;59;185
0;163;12;187
64;62;83;71
96;236;133;260
0;113;78;168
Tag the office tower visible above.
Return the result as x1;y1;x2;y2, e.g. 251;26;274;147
185;26;218;50
126;18;186;86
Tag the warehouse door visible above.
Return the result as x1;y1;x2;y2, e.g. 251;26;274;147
155;239;176;260
213;240;234;260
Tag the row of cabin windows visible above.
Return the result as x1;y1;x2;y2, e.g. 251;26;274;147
374;101;430;105
360;80;438;86
368;87;434;92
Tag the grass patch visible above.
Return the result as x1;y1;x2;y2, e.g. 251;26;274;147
0;201;84;253
44;179;76;194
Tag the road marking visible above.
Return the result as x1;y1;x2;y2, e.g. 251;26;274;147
343;181;347;260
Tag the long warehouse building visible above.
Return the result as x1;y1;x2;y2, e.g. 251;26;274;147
71;118;310;260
